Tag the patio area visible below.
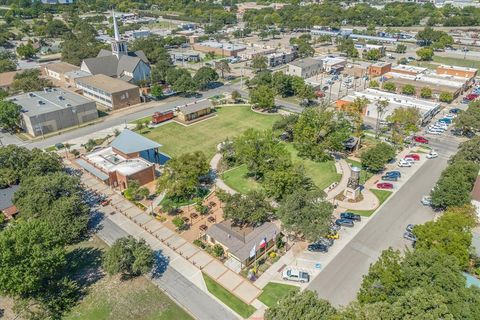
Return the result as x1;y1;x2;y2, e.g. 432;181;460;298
157;192;225;242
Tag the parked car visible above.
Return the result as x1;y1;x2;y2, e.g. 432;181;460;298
438;118;452;124
282;268;310;283
316;237;334;247
340;212;361;221
307;243;329;253
335;218;354;227
450;108;461;114
403;157;415;164
426;151;438;159
377;182;394;189
385;171;402;178
413;136;429;144
398;159;412;167
405;154;420;161
403;231;417;242
421;195;432;206
101;199;111;206
382;175;398;181
406;224;415;233
326;231;340;239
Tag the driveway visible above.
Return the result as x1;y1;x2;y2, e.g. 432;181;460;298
306;135;460;307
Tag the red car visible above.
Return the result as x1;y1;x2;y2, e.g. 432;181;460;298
377;182;394;189
405;154;420;161
465;93;479;101
413;136;429;144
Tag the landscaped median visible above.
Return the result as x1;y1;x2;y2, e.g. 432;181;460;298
202;273;256;318
348;189;393;217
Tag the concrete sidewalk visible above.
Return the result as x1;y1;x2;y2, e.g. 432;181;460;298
210;153;237;195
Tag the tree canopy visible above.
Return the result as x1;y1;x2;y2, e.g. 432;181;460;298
0;100;21;132
222;190;273;226
360;142;396;173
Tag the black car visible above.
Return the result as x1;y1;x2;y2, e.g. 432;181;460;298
316;237;334;247
340;212;361;222
307;243;329;253
381;175;398;182
335;218;354;227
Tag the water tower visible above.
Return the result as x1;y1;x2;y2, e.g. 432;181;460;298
344;166;361;200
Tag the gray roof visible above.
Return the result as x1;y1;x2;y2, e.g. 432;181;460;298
111;129;161;154
83;55;119;77
289;57;322;69
8;88;93;117
177;100;212;115
0;185;19;211
76;159;109;181
206;220;280;261
118;55;142;75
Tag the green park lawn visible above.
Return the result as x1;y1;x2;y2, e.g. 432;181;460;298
139;105;280;159
64;237;192;320
432;55;480;69
222;164;261;194
349;189;393;217
203;274;256;318
222;145;342;194
257;282;299;307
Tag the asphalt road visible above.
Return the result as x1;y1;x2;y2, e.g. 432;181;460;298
307;135;460;307
97;218;238;320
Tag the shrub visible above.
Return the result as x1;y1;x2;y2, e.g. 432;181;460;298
212;244;224;257
172;216;185;229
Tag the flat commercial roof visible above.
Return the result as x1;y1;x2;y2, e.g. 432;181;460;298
288;57;322;69
44;61;79;74
197;41;246;51
76;74;138;94
84;147;152;176
438;64;477;73
8;88;93;117
391;64;428;74
385;75;462;94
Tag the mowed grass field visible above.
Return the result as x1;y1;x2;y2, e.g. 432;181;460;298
141;105;281;159
64;236;192;320
222;144;342;193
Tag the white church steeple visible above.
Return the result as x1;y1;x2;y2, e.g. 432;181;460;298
111;10;127;58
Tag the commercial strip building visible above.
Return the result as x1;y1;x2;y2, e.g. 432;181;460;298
368;62;392;77
390;65;428;76
336;88;441;126
192;41;246;57
8;88;98;137
77;129;169;190
286;58;323;78
205;220;280;268
75;74;140;110
436;64;478;79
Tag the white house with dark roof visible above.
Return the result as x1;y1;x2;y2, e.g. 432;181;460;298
80;11;151;83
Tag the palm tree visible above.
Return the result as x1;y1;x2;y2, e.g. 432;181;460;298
375;99;389;138
347;97;369;138
215;60;230;79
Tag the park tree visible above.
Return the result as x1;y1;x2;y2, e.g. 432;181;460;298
277;189;333;242
263;164;314;200
401;84;416;95
222;190;272;226
416;47;434;61
430;160;479;209
151;60;173;83
383;82;396;92
454;101;480;133
157;151;210;200
249;85;275;111
215;60;231;79
439;92;453;103
193;66;219;90
103;236;155;278
233;129;291;179
360;142;396;173
16;43;36;59
364;48;382;61
0;57;16;73
298;84;316;101
388;106;421;143
395;44;407;53
11;69;52;92
0;100;21;132
172;73;196;94
231;90;242;102
293;108;351;161
375;99;389;138
451;136;480;164
346;97;369;138
420;87;432;99
150;84;163;98
272;71;294;97
265;290;336;320
369;80;379;88
123;180;149;201
251;55;268;72
414;205;476;268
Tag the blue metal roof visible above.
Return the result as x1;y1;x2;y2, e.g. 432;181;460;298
111;129;162;154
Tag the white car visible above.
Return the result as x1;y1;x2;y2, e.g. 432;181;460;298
421;195;432;206
445;114;456;119
282;268;310;283
427;151;438;159
427;130;442;135
403;157;415;164
398;159;413;167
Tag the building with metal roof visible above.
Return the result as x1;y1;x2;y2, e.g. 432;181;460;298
8;88;98;137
